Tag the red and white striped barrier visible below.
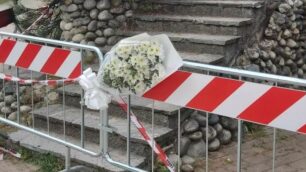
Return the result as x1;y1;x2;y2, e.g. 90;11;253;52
143;70;306;134
0;39;81;79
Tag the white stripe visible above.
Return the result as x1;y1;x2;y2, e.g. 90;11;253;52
29;46;54;72
165;73;214;106
0;39;3;46
55;51;81;78
4;41;27;66
213;82;271;118
269;95;306;132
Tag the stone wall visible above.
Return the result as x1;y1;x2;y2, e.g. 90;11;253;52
236;0;306;78
59;0;138;49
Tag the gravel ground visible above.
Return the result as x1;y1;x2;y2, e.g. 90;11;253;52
0;157;39;172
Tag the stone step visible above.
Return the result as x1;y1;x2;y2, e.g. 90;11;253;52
126;14;253;36
117;31;240;62
57;83;193;128
137;0;263;18
32;104;176;155
9;130;147;172
180;52;224;64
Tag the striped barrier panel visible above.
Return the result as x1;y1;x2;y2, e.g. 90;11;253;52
0;38;81;79
143;70;306;134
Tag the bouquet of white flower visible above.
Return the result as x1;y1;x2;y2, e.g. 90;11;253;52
98;33;183;96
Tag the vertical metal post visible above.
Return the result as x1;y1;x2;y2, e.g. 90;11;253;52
100;108;108;154
151;101;155;172
46;76;50;134
272;128;277;172
16;68;20;124
237;120;242;172
127;95;131;165
63;83;66;140
206;112;209;172
178;109;181;172
237;75;242;172
65;146;71;170
80;49;85;148
31;71;35;128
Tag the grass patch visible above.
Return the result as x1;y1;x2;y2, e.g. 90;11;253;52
21;148;64;172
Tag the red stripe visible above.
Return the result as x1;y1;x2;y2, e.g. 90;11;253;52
186;77;243;112
143;71;192;101
40;48;71;75
15;43;42;68
0;39;16;63
238;87;305;124
68;62;81;79
298;124;306;134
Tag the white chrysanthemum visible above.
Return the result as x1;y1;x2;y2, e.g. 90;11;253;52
134;81;146;94
116;45;132;59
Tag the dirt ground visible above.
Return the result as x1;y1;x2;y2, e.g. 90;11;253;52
0;156;39;172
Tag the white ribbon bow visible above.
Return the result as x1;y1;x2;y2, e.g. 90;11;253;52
78;68;111;110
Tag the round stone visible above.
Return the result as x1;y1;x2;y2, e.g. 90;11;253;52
107;36;118;45
208;138;221;152
97;0;110;10
111;0;122;6
188;131;203;141
83;0;96;10
64;23;73;31
220;117;238;131
191;112;207;127
66;4;78;12
181;155;195;165
194;167;206;172
97;21;107;28
201;126;217;142
10;102;17;110
208;114;219;125
110;5;125;14
218;129;232;145
72;34;85;43
116;15;126;22
4;95;15;104
108;19;120;28
183;119;199;133
103;28;115;37
95;37;107;46
88;20;98;31
175;136;190;155
213;123;223;135
69;11;81;18
47;92;59;104
8;112;17;121
95;30;103;36
1;106;11;114
0;102;5;109
89;9;99;19
187;140;206;158
20;105;31;113
181;164;194;172
125;10;133;17
85;32;96;40
98;10;113;21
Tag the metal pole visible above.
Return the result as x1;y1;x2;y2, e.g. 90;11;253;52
80;49;85;148
237;120;242;172
65;146;71;170
206;112;209;172
127;95;131;165
178;109;181;172
272;128;277;172
16;68;20;124
101;108;108;154
151;101;155;172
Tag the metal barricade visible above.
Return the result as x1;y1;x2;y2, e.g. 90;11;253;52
0;32;143;172
1;31;306;172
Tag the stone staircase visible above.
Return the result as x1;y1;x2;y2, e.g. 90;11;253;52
119;0;265;65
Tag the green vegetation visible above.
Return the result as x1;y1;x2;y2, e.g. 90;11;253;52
21;148;64;172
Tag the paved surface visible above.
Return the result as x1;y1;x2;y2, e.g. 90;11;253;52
208;128;306;172
0;157;39;172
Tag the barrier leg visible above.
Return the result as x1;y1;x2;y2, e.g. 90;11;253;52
65;146;71;170
127;95;131;165
237;120;242;172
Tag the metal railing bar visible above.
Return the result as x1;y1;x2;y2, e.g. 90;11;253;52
151;100;155;172
0;117;101;157
183;61;306;87
127;95;131;165
104;154;146;172
0;32;103;58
